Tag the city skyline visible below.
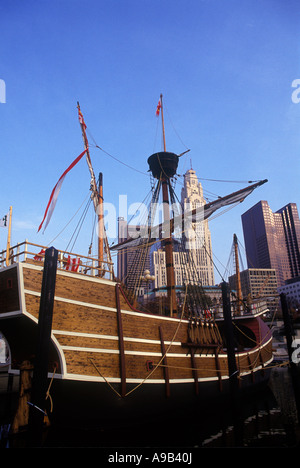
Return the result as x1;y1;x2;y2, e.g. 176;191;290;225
114;166;299;292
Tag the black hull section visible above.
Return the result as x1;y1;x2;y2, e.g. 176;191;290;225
42;371;271;446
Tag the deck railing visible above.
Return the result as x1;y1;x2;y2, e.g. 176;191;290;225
0;240;115;280
213;298;268;319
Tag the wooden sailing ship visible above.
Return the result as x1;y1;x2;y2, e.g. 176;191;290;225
0;98;273;439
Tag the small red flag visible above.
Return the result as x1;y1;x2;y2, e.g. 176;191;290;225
156;99;161;116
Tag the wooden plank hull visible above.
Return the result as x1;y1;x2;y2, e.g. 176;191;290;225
0;262;273;429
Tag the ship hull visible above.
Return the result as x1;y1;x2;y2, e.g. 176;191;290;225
47;371;271;427
0;253;273;441
41;372;272;447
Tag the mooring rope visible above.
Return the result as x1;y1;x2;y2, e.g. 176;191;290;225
45;364;57;413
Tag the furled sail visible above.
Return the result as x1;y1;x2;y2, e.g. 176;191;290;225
110;179;268;251
191;178;268;222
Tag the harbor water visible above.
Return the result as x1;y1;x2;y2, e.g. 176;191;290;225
1;365;299;448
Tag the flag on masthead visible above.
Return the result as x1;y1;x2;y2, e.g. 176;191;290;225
156;99;161;116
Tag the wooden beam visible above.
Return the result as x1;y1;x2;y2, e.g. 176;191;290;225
221;282;239;390
28;247;58;446
190;349;199;395
159;326;170;398
258;350;265;377
182;342;222;393
247;354;255;383
115;284;126;397
214;347;223;392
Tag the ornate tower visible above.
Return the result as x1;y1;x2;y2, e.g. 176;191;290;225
181;168;215;286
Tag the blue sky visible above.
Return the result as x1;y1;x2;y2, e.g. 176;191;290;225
0;0;299;282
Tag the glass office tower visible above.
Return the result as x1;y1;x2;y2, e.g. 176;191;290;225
242;201;300;287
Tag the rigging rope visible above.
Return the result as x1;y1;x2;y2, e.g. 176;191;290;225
65;197;92;252
47;192;90;247
120;177;162;302
198;178;259;184
164;102;190;151
86;128;149;176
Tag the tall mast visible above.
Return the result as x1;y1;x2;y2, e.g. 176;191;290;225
159;95;177;316
160;94;166;152
233;233;242;315
77;102;104;272
98;172;104;272
5;206;12;267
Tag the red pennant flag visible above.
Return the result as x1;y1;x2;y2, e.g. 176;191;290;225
156;99;161;116
38;149;87;233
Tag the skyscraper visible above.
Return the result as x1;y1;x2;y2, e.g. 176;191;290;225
229;268;278;315
277;203;300;279
241;201;300;287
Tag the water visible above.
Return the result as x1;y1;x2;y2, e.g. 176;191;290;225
202;407;298;447
1;367;300;448
202;366;300;448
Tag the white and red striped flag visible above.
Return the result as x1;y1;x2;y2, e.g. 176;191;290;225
38;149;87;233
